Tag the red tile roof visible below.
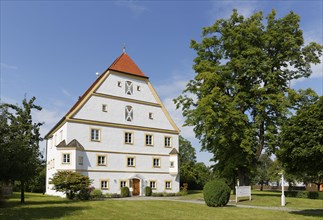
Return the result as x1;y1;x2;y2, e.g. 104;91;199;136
108;53;147;78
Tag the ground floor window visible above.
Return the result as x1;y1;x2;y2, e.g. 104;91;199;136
101;180;109;190
165;181;172;190
150;181;157;189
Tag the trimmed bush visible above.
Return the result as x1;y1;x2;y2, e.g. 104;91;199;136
285;191;323;200
121;187;130;197
145;186;152;196
203;180;231;207
77;187;93;200
90;189;103;199
111;193;121;198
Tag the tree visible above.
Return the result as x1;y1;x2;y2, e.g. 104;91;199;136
0;97;43;203
278;96;323;191
179;135;197;186
254;154;273;190
174;9;323;186
50;171;92;199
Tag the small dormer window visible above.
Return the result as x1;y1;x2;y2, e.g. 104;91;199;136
118;81;122;87
149;112;153;120
137;85;141;91
125;81;133;95
102;104;108;112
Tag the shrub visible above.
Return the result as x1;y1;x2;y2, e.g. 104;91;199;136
285;191;323;200
180;183;188;195
77;187;93;200
111;193;121;198
121;187;130;197
145;186;152;196
152;192;164;197
90;189;103;199
203;180;231;207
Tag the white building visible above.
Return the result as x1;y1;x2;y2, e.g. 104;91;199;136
45;52;180;197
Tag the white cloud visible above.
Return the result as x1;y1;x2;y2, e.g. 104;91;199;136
115;0;149;16
0;62;18;70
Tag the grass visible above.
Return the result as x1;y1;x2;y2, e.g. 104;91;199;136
0;192;322;219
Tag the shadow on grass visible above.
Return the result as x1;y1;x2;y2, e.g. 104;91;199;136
0;205;86;219
187;190;202;195
252;193;281;198
290;209;323;218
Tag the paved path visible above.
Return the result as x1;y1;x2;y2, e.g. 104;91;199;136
111;196;303;212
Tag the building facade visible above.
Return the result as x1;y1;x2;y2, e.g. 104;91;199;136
45;53;180;196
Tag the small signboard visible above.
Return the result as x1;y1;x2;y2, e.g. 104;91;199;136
235;186;251;203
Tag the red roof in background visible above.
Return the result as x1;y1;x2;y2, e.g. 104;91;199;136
108;53;147;78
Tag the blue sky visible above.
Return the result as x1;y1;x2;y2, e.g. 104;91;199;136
1;0;322;165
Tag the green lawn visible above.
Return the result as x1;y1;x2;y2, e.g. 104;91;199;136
0;192;322;219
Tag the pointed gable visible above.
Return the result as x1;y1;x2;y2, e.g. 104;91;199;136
108;53;148;78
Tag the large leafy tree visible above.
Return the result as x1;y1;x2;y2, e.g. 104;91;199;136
0;97;43;203
179;136;197;186
254;154;273;191
174;9;322;186
278;96;323;191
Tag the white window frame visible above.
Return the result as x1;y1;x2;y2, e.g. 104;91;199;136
127;157;135;167
101;180;109;190
91;128;100;142
165;181;172;190
150;181;157;190
62;153;70;164
145;134;153;146
164;136;172;147
97;155;107;166
153;158;160;168
120;180;127;188
125;132;133;144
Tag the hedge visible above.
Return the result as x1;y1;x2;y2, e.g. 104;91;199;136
285;191;323;199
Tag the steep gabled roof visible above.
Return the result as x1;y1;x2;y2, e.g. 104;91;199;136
108;53;148;78
169;148;179;155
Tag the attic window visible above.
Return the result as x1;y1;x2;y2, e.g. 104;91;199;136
102;104;108;112
137;85;141;91
118;81;122;87
125;81;133;95
149;112;153;119
125;106;133;122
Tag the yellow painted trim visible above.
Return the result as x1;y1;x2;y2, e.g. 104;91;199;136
68;71;111;119
145;133;154;146
93;92;161;107
96;154;108;166
124;131;134;145
165;180;172;190
147;81;180;132
152;157;161;168
126;156;136;167
90;127;101;142
67;118;179;135
57;169;172;175
149;180;157;190
100;179;110;190
61;153;71;165
164;136;172;148
85;149;169;157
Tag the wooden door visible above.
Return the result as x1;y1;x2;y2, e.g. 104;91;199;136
132;179;140;196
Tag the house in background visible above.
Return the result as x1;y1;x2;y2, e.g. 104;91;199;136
45;52;180;196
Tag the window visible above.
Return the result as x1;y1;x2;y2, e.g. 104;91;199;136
118;81;122;87
137;85;141;91
125;132;133;144
165;181;172;190
145;134;153;146
62;153;70;164
125;81;133;95
153;158;160;168
78;156;83;165
102;104;108;112
150;181;157;189
91;128;100;141
149;112;153;119
164;137;172;147
125;106;133;122
120;180;127;188
97;155;106;166
101;180;109;190
170;161;174;168
127;157;135;167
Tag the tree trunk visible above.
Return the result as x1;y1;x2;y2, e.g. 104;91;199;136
238;168;250;186
20;180;25;203
260;183;263;191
